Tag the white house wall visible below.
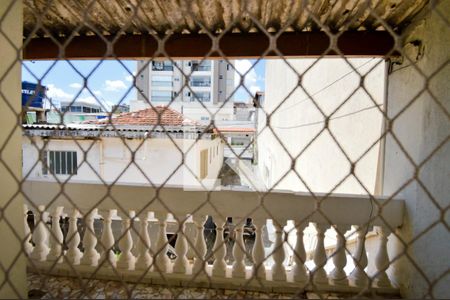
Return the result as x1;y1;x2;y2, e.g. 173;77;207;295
258;58;386;194
188;137;224;187
23;136;224;189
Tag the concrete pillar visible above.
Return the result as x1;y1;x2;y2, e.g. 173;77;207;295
0;0;27;298
383;1;450;298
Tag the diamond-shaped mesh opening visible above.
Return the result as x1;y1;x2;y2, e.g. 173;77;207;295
0;0;448;299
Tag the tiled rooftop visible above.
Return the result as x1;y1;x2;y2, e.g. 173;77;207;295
98;106;197;126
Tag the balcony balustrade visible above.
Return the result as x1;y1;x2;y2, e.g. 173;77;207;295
23;180;403;295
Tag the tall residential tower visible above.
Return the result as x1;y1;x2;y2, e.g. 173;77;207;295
131;59;235;122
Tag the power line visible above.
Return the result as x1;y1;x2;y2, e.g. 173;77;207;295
276;58;376;113
274;104;382;129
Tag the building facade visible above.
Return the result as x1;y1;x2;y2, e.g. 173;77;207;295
132;59;235;123
257;58;386;194
22;107;224;189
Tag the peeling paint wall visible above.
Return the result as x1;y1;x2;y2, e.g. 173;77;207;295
383;1;450;297
23;0;428;37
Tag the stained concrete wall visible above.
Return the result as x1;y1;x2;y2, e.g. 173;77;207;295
0;0;27;298
383;1;450;298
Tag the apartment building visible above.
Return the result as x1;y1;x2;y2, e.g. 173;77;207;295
131;59;235;123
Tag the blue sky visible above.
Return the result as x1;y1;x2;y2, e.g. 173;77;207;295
22;59;265;110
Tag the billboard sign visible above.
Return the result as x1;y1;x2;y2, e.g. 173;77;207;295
22;81;47;109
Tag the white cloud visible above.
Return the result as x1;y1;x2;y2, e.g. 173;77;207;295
104;79;127;92
233;59;261;97
77;96;97;105
124;70;136;82
46;84;74;102
69;82;82;89
47;83;113;110
77;95;113;111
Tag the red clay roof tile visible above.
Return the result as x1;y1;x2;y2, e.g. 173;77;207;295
95;106;197;126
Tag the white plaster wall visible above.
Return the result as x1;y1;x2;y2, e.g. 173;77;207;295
187;137;224;186
23;137;101;181
180;101;234;122
382;1;450;297
23;136;224;189
129;96;234;122
258;58;386;194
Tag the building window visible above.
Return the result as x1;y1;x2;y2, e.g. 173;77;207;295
69;106;82;112
152;61;173;71
192;91;211;102
43;151;77;175
151;90;172;102
219;75;223;79
152;75;173;87
191;60;211;72
190;76;211;87
200;116;209;121
227;64;231;70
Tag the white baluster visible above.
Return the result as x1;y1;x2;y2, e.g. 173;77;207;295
23;205;33;255
292;221;308;283
192;215;207;276
330;225;350;285
212;216;227;278
173;215;188;274
271;220;286;281
154;212;170;273
350;225;369;287
312;223;329;285
136;211;152;271
66;209;82;265
252;219;266;280
47;206;64;263
185;220;196;261
373;226;392;287
117;210;136;270
30;205;49;261
100;209;117;268
80;208;100;266
232;220;246;278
